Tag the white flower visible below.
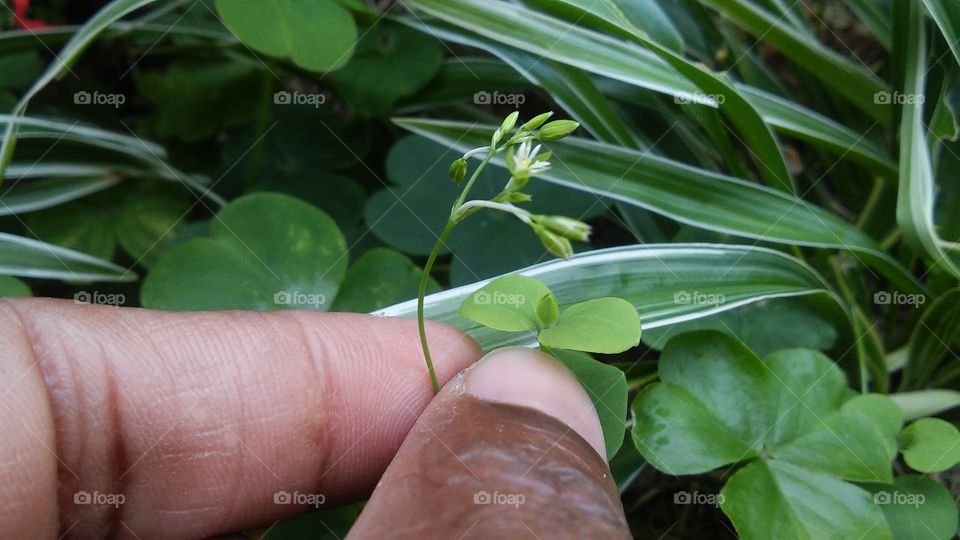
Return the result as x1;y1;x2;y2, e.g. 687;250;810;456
508;140;551;180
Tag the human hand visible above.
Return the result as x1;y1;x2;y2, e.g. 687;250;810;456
0;299;628;539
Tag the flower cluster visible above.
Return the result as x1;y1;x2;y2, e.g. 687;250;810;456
447;112;589;259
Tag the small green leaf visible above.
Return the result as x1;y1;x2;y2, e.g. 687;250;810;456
215;0;358;72
552;350;627;460
900;418;960;473
0;275;31;297
720;460;892;540
459;275;552;332
535;292;560;327
332;248;438;313
864;475;959;540
538;297;640;353
142;193;347;311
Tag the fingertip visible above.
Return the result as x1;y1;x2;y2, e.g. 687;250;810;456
463;346;606;458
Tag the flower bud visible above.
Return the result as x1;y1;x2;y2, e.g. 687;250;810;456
521;111;554;132
500;111;520;135
537;215;592;242
538;120;579;141
536;293;560;327
448;158;467;183
500;191;533;204
534;225;574;260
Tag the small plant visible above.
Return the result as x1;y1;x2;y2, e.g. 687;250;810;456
415;111;602;392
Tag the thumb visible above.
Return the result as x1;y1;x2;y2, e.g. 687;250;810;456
347;347;630;539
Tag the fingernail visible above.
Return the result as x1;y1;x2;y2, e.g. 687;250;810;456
464;346;606;458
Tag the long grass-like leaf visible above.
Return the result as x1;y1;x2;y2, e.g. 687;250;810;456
0;232;134;281
923;0;960;66
378;244;838;350
0;0;158;181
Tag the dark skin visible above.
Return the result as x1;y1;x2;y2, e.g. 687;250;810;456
0;299;628;539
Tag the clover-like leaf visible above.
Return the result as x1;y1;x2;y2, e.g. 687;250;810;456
215;0;358;72
459;275;552;332
552;350;628;460
142;193;347;311
900;417;960;473
332;22;444;116
631;331;900;538
332;248;439;313
720;460;892;540
538;298;641;354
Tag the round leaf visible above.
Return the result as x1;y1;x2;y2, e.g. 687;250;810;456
215;0;358;72
332;248;438;313
142;193;347;311
0;275;31;297
900;418;960;473
538;297;641;354
864;475;959;540
459;275;552;332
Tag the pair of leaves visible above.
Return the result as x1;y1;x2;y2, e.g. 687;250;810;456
142;193;431;313
459;275;641;355
458;275;639;459
631;331;899;539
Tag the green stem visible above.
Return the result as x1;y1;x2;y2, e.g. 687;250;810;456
417;150;496;393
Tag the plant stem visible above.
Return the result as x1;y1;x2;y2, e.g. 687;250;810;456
417;150;496;393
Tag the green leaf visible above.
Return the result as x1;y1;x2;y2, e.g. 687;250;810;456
865;475;959;540
900;418;960;473
401;0;708;103
902;288;960;390
923;0;960;66
0;176;121;216
552;350;628;459
642;297;839;357
396;118;922;293
215;0;357;72
139;59;267;142
332;22;443;116
697;0;889;122
141;193;347;311
632;332;897;483
535;293;560;327
332;248;438;313
0;232;133;282
459;275;552;332
115;183;193;268
0;275;31;297
539;297;641;354
0;0;159;181
891;390;960;420
896;1;960;278
720;460;892;540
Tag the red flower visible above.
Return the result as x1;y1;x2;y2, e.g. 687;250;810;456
12;0;50;30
